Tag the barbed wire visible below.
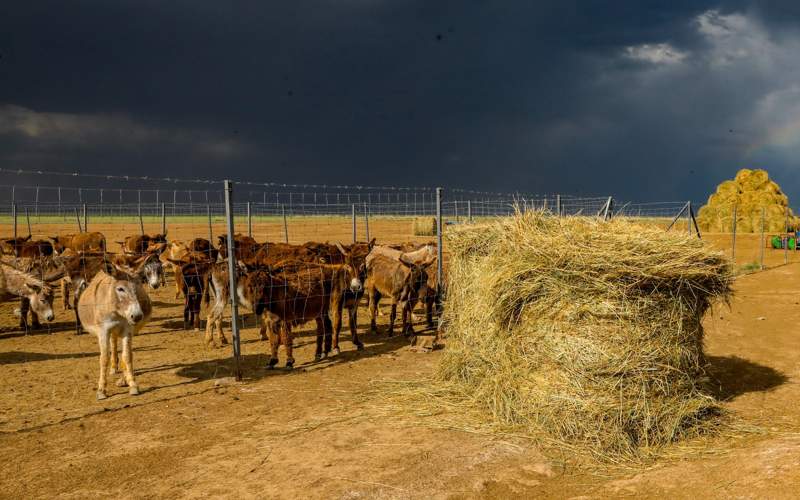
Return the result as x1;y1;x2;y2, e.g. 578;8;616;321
0;166;614;198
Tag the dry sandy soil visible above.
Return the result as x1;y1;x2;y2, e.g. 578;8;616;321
1;220;800;498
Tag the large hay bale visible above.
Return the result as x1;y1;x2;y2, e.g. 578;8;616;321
439;212;732;457
697;168;797;233
412;217;437;236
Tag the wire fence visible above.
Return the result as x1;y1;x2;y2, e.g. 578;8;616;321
4;186;798;266
3;169;800;429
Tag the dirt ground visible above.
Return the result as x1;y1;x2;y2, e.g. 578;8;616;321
1;220;800;498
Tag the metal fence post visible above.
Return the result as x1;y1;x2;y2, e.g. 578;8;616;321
603;196;613;220
687;201;692;235
223;180;242;381
435;186;444;300
83;203;87;232
161;202;166;235
731;204;737;265
25;207;32;236
207;205;213;243
467;200;472;223
247;202;252;238
351;204;357;243
75;207;82;232
760;206;765;270
363;202;369;241
138;203;145;236
690;202;701;239
556;194;561;217
12;203;17;241
785;208;790;265
282;204;288;243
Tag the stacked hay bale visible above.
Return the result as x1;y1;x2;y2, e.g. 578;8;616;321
439;211;732;457
697;168;797;233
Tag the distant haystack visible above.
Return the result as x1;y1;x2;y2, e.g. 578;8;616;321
412;217;437;236
697;169;797;233
437;212;732;458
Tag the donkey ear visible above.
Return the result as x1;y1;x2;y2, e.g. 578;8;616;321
132;254;149;265
110;265;134;280
399;253;415;268
335;242;347;255
149;242;168;255
368;238;376;249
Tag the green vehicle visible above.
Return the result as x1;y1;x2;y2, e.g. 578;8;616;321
771;235;797;250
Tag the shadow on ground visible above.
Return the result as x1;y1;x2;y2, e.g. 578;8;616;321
0;350;96;365
163;332;411;385
706;355;789;400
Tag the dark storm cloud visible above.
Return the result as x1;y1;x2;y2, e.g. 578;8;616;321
2;1;800;202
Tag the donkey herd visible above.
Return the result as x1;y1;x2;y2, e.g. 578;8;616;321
0;231;438;400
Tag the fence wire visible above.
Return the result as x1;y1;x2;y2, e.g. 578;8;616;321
5;171;793;431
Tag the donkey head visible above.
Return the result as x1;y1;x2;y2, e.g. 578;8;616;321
25;283;55;322
108;272;147;325
336;242;363;293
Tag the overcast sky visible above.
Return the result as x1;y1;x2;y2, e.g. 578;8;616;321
2;1;800;202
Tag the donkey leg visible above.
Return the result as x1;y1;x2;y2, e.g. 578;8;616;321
204;312;215;345
331;300;343;356
283;324;295;370
96;331;110;400
110;332;120;374
348;306;363;350
192;296;201;331
258;311;269;341
217;317;229;345
74;293;84;335
388;302;397;337
30;310;42;330
322;315;333;356
402;303;415;337
183;297;190;331
368;289;380;334
62;280;72;310
120;331;139;395
19;297;30;331
314;317;324;361
266;319;280;369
